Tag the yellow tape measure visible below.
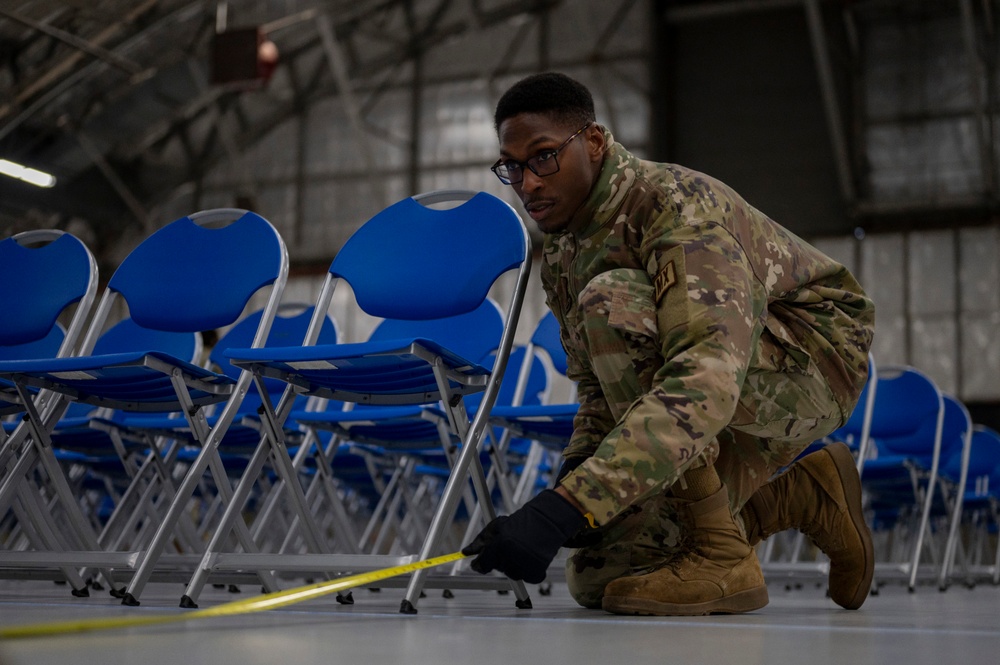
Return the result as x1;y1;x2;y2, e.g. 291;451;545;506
0;551;467;640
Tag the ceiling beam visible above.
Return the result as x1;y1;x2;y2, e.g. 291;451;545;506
0;7;144;75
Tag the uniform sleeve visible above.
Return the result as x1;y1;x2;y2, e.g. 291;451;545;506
560;213;765;524
561;324;616;461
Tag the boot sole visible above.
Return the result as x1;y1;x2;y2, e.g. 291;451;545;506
824;442;875;610
602;585;769;616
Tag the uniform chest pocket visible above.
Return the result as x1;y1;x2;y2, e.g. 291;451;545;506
593;269;659;339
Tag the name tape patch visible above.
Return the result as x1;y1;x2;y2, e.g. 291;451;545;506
653;260;677;303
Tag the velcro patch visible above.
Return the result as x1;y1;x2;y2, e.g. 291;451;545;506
653;260;677;303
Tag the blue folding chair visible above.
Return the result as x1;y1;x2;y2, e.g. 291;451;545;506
859;365;950;591
47;317;200;509
175;304;498;607
201;304;339;552
221;190;532;613
95;305;335;455
0;208;288;605
20;318;206;588
931;396;975;590
0;229;97;595
0;229;97;434
279;303;508;565
3;295;203;576
289;301;507;454
274;340;546;601
956;427;1000;585
159;304;342;606
938;423;999;589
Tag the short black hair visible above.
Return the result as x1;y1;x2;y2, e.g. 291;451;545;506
494;72;596;132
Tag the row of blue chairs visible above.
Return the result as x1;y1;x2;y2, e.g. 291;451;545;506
7;205;997;610
0;190;556;613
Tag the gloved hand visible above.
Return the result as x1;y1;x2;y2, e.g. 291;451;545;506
462;489;589;584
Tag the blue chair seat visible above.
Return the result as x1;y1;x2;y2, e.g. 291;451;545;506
861;454;927;480
227;338;490;403
488;403;578;447
291;404;451;447
49;417;120;452
95;411;303;454
0;351;234;412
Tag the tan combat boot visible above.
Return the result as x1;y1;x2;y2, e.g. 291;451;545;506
740;441;873;610
601;485;769;616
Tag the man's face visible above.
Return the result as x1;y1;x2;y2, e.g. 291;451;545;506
496;113;605;234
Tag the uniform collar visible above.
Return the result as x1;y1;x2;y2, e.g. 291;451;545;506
562;127;642;239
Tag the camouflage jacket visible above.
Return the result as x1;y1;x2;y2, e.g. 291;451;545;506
543;129;875;521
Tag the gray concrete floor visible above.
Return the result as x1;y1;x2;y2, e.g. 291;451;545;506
1;574;999;665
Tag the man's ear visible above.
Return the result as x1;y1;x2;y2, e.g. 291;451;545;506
585;124;606;163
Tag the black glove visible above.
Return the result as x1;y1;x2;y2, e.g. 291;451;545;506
555;455;588;484
462;489;589;584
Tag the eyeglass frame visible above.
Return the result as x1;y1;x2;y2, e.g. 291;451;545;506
490;122;593;185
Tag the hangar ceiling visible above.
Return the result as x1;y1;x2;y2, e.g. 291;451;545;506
0;1;591;256
1;0;997;266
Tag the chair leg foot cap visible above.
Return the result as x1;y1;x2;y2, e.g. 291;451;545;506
399;599;418;614
121;592;140;606
179;595;198;609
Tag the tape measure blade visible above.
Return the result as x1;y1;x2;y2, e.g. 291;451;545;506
0;552;468;640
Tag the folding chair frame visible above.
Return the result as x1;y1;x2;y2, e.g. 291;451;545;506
0;209;289;605
179;190;533;613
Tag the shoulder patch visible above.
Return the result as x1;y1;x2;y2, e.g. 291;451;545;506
654;260;677;303
650;244;689;332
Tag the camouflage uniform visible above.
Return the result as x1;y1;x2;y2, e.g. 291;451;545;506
545;129;874;607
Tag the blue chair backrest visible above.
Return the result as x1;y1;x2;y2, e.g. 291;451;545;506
0;325;65;361
369;299;503;366
108;211;285;333
531;311;568;377
908;395;972;482
944;426;1000;489
990;464;1000;498
93;317;199;360
328;192;526;320
0;231;93;347
866;366;941;440
880;393;966;455
466;346;548;414
504;347;547;407
941;395;971;456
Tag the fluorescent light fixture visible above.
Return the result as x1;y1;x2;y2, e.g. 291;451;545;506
0;158;56;188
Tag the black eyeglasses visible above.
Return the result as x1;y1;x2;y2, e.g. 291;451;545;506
491;122;592;185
